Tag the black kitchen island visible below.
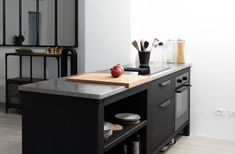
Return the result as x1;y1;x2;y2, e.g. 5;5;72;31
19;63;191;154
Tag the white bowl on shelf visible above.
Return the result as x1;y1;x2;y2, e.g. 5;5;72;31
115;113;141;122
104;122;113;139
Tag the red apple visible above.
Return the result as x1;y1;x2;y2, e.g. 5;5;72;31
111;66;123;78
116;64;124;74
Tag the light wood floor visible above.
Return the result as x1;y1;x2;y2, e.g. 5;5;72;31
1;104;235;154
0;104;21;154
163;135;235;154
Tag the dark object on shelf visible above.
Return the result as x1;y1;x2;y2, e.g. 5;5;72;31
5;52;65;113
122;144;128;154
61;48;78;77
7;83;21;109
131;134;141;154
45;47;63;55
14;34;25;45
15;48;33;54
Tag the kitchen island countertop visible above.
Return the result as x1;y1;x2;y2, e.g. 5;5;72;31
19;63;191;99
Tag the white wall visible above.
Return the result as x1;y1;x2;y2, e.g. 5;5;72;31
131;0;235;140
84;0;131;72
71;0;131;73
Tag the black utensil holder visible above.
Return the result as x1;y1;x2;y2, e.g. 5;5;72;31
138;51;151;65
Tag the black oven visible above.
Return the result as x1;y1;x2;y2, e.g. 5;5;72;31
175;72;191;131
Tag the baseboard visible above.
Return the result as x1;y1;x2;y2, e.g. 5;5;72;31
190;133;235;142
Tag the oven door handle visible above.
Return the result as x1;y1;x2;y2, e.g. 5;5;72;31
176;85;191;93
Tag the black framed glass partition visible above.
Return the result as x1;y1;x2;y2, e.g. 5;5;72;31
58;0;76;46
22;0;37;46
39;0;56;46
6;0;20;45
0;0;3;45
0;0;78;47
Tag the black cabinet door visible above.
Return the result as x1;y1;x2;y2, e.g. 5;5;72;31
148;97;175;154
148;77;175;109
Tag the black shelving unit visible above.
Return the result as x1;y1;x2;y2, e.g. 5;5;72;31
104;120;147;152
5;52;61;113
103;90;148;154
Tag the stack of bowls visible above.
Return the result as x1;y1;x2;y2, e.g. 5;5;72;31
104;122;113;140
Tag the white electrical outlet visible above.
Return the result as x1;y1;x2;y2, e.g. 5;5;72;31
214;108;226;117
227;109;235;118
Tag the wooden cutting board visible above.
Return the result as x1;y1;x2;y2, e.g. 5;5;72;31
66;73;150;88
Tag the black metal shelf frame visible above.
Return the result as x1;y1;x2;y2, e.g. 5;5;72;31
0;0;78;47
5;52;62;113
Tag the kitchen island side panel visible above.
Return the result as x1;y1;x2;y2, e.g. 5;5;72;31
21;91;103;154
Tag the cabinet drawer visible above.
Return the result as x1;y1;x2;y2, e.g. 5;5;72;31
148;97;175;154
148;77;175;108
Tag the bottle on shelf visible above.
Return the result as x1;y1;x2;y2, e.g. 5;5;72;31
166;39;177;63
130;134;141;154
177;39;185;64
121;143;128;154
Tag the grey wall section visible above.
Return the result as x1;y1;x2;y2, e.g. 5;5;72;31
5;0;19;45
77;0;85;73
0;0;3;44
22;0;36;45
58;0;76;46
39;0;55;45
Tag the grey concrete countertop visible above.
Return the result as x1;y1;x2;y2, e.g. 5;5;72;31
19;63;191;99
